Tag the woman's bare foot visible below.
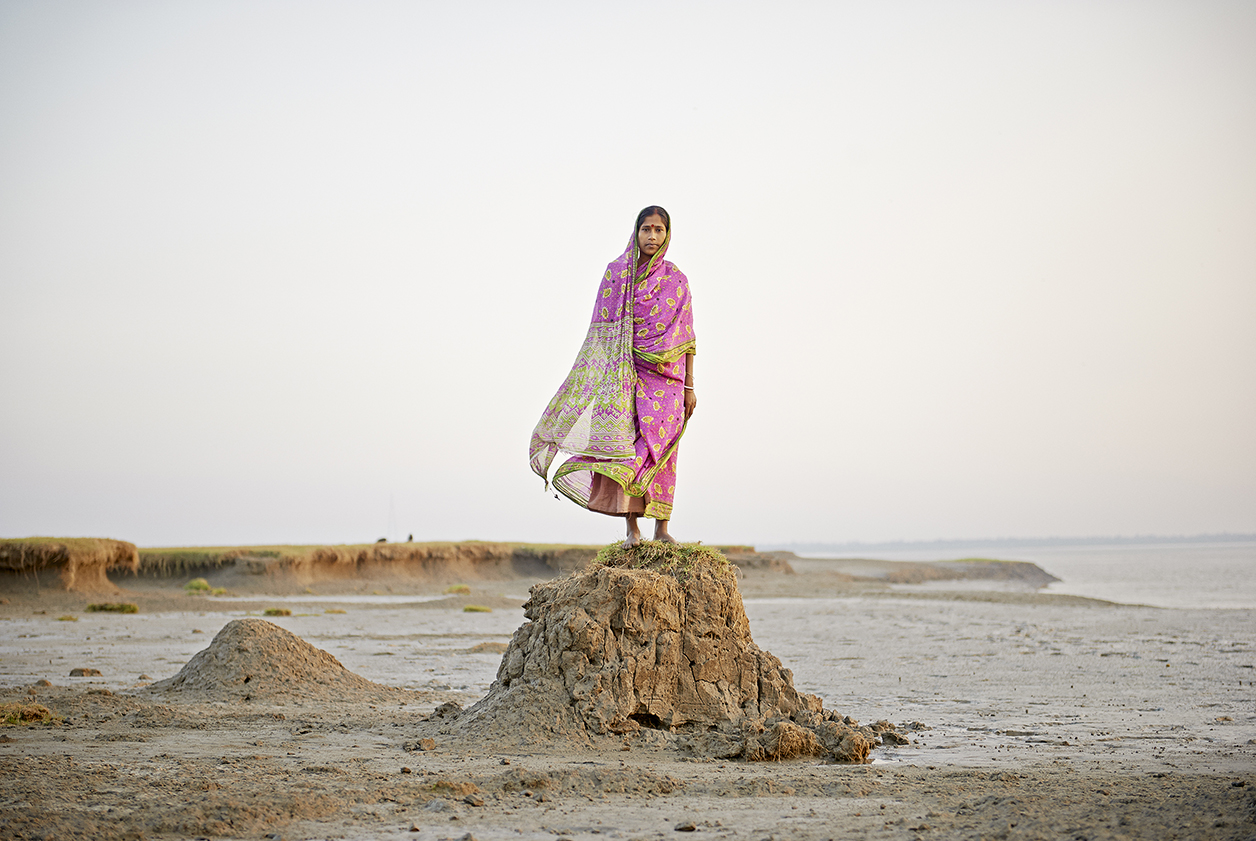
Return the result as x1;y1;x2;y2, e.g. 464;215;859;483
622;514;642;549
653;520;678;544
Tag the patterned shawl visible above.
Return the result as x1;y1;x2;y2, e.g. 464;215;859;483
529;223;695;487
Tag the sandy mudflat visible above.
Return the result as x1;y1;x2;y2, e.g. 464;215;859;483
1;561;1254;840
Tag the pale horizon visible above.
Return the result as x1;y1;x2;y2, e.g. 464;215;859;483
2;1;1253;548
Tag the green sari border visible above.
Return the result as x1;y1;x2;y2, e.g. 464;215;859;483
633;339;697;366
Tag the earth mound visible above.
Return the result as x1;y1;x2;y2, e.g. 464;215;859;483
438;543;899;762
144;618;406;703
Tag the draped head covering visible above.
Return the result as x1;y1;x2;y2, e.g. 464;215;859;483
529;216;696;494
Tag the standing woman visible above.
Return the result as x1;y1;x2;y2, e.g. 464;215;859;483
530;206;697;548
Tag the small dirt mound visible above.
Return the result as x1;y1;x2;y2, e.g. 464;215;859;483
145;618;405;703
434;544;900;762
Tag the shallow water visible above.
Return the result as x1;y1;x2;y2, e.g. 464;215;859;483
1032;542;1256;609
803;540;1256;609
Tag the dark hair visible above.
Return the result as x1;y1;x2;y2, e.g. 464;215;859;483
635;205;670;233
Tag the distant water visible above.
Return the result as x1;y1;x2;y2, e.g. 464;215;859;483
799;540;1256;610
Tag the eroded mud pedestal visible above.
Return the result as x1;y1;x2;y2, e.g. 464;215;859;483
439;547;902;761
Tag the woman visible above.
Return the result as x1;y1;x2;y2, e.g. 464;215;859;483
530;206;697;548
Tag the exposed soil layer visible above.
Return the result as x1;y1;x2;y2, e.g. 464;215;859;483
133;542;598;590
0;538;138;593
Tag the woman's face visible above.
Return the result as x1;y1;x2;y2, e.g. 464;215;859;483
637;214;667;261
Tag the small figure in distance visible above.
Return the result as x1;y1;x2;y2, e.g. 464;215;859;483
406;534;413;542
530;206;698;550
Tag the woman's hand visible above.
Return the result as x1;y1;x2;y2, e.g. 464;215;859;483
682;353;697;420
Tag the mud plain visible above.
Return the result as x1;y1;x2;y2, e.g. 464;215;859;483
1;556;1254;841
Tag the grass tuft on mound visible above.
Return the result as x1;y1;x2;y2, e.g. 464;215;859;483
0;703;63;726
592;541;730;581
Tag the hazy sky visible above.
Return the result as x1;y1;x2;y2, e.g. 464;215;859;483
2;1;1253;547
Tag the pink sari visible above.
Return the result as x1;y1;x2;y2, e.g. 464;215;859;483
530;225;696;519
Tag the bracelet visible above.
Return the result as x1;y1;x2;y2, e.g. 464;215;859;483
683;385;695;390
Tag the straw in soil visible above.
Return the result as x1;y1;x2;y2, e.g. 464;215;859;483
592;541;730;581
86;603;138;613
0;703;63;726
